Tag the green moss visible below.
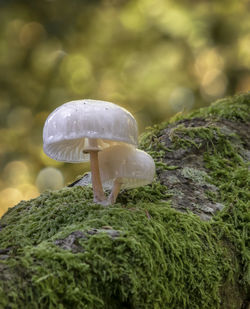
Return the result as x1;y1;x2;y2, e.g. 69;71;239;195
0;93;249;308
169;124;220;150
189;92;250;122
0;201;231;309
204;136;250;288
139;125;170;158
139;92;250;155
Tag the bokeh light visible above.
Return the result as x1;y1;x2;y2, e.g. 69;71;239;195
0;188;23;216
0;0;249;216
19;22;46;48
201;69;228;100
36;167;64;192
3;161;31;186
169;87;195;113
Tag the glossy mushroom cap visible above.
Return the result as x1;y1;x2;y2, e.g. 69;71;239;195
43;100;138;162
99;144;155;189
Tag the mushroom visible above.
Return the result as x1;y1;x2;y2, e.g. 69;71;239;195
98;144;155;204
43;99;138;203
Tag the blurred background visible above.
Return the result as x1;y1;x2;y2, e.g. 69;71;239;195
0;0;249;216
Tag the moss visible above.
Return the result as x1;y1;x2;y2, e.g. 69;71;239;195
139;92;250;156
173;125;216;148
0;201;231;309
139;126;170;160
189;92;250;122
0;92;249;308
204;137;250;289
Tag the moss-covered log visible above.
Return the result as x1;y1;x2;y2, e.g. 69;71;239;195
0;93;249;309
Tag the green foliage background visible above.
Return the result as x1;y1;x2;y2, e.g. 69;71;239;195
0;0;249;215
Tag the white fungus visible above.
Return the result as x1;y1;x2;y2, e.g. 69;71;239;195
43;99;138;162
43;99;138;203
98;144;155;203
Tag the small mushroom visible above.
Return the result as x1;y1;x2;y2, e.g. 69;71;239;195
98;144;155;204
43;99;138;203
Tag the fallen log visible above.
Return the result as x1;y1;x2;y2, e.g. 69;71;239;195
0;93;249;308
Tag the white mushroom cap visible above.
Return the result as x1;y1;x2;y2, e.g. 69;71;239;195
99;144;155;189
43;99;138;162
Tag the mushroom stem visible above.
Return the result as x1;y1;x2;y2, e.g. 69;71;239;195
89;150;106;203
109;178;122;204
